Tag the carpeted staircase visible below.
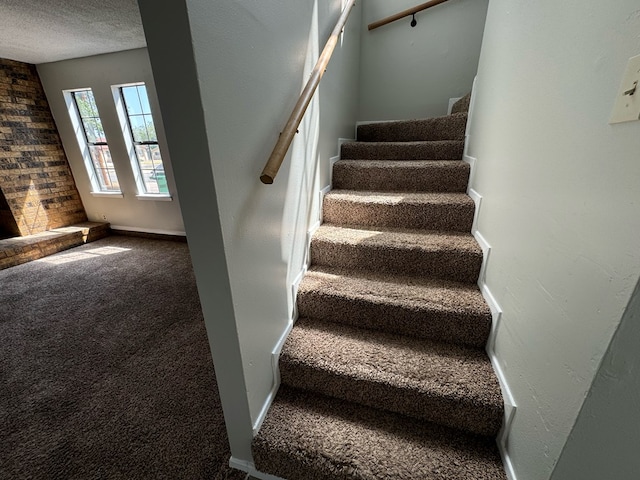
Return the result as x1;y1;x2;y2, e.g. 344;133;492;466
252;95;507;479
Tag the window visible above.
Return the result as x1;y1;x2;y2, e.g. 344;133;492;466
69;89;120;192
119;84;168;195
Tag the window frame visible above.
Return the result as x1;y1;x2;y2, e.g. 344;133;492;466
64;88;122;195
113;82;170;198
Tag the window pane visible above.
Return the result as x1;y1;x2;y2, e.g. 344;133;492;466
138;85;151;113
94;168;120;191
74;91;92;117
89;146;119;191
122;86;142;115
129;115;150;142
93;118;106;142
82;118;106;144
87;92;99;117
143;114;157;141
89;144;113;166
149;144;162;163
83;119;97;143
95;170;119;191
141;166;167;194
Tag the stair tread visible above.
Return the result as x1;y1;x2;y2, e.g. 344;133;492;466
346;140;464;146
311;223;482;283
333;160;470;193
253;386;506;480
341;140;464;161
280;318;503;435
325;189;474;205
313;223;480;253
300;265;489;316
322;190;476;233
335;159;467;166
357;112;468;143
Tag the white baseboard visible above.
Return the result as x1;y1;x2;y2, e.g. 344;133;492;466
355;119;394;127
467;186;482;237
471;206;518;480
448;96;463;114
463;152;478;191
319;184;332;226
229;457;286;480
337;137;353;149
251;171;330;438
251;318;294;437
480;272;518;480
108;224;186;237
251;262;307;436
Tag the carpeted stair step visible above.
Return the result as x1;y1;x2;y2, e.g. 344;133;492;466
310;224;482;283
253;386;507;480
333;160;470;192
279;318;503;436
451;92;472;114
323;190;475;232
341;140;464;161
297;266;492;348
357;112;468;143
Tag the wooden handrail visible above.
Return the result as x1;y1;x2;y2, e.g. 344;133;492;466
260;0;357;184
368;0;451;31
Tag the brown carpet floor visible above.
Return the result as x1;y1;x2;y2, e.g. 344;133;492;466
0;235;245;480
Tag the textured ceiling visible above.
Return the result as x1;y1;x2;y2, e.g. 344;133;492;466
0;0;146;65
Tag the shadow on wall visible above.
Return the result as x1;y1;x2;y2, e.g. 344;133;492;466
0;189;20;239
282;0;323;317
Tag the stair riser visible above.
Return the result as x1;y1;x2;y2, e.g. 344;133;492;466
341;141;464;160
311;239;481;284
279;359;503;437
333;163;470;192
357;113;468;143
297;290;491;348
323;199;474;232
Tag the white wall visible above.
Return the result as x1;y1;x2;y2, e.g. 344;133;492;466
37;49;185;235
550;277;640;480
466;1;640;479
358;0;488;121
138;0;362;463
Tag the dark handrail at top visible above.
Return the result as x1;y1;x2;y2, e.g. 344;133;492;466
260;0;357;184
368;0;451;31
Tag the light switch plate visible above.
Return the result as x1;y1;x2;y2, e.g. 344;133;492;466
609;54;640;124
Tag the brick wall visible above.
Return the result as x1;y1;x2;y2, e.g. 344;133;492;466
0;58;86;237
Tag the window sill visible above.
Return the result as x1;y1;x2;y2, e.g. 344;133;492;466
136;194;173;202
90;191;124;198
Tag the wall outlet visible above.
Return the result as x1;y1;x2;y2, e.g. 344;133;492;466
101;214;108;221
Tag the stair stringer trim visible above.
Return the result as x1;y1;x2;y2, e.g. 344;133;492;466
469;191;518;480
465;77;517;479
251;216;324;438
244;147;345;480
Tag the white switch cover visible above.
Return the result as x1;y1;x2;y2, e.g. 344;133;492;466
610;54;640;124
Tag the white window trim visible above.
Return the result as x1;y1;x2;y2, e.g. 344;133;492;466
111;82;171;199
90;191;124;198
63;88;122;195
135;194;173;201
